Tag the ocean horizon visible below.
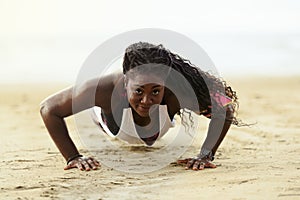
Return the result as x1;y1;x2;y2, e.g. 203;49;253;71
1;33;300;83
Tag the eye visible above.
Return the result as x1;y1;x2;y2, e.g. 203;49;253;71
152;89;160;95
135;88;143;95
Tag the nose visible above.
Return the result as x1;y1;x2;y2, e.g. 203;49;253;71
140;94;153;104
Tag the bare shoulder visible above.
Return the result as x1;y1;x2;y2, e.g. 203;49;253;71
163;88;180;117
163;87;200;116
96;72;123;89
94;72;124;111
39;72;124;117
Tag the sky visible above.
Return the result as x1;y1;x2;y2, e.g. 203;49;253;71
1;0;300;83
1;0;300;36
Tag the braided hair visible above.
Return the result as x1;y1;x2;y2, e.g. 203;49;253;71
122;42;240;126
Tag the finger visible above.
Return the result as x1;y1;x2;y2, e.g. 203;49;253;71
64;163;75;170
89;157;100;166
192;160;201;170
185;159;195;169
177;158;191;164
76;162;84;171
82;160;91;171
206;161;217;168
64;160;78;170
199;162;205;170
87;159;98;170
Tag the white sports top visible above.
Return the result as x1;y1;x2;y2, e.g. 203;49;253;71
93;105;175;146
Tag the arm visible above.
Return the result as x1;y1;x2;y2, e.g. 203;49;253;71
178;104;234;170
199;104;234;160
40;74;118;170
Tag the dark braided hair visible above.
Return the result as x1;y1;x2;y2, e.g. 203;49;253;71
122;42;241;126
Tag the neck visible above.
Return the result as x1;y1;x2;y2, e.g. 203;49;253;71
131;105;160;127
132;110;151;126
133;109;160;139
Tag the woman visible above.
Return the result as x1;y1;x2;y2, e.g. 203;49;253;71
40;42;238;171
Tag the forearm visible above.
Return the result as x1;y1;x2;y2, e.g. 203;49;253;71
199;105;234;159
211;117;232;155
40;108;80;161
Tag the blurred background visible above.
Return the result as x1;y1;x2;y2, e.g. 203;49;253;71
1;0;300;83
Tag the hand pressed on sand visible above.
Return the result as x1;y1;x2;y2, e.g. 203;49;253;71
64;157;100;171
177;157;216;170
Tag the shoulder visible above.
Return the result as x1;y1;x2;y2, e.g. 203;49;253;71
95;72;124;111
163;88;181;117
95;72;123;91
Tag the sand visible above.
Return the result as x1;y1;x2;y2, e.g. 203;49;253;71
0;76;299;200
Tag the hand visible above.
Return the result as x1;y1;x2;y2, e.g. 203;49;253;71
177;156;216;170
64;156;100;171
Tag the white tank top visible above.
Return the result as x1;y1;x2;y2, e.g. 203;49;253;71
92;105;175;146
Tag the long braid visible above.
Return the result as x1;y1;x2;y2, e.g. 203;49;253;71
123;42;241;126
168;52;241;125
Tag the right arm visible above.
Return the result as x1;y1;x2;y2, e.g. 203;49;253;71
40;74;120;170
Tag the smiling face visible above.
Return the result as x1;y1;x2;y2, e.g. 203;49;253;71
125;74;165;117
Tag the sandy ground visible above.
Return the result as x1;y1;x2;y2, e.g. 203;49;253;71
0;76;299;200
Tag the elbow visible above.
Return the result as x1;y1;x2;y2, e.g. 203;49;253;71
39;99;55;120
225;104;235;122
40;100;49;120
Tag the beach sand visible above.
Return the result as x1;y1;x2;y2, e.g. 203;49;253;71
0;76;299;200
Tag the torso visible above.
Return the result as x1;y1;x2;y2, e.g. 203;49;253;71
94;73;180;145
94;105;174;146
96;72;180;128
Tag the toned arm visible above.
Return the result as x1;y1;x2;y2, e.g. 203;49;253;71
40;73;122;169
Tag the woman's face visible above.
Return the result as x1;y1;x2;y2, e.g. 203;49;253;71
125;74;165;117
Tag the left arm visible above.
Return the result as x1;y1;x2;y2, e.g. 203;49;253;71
200;104;234;159
178;104;234;170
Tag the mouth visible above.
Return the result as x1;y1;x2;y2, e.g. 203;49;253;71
137;104;160;115
138;105;151;113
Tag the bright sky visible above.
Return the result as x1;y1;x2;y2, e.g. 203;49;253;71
1;0;300;83
1;0;300;36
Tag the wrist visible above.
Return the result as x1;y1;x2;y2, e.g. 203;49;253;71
198;148;214;161
67;154;83;164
